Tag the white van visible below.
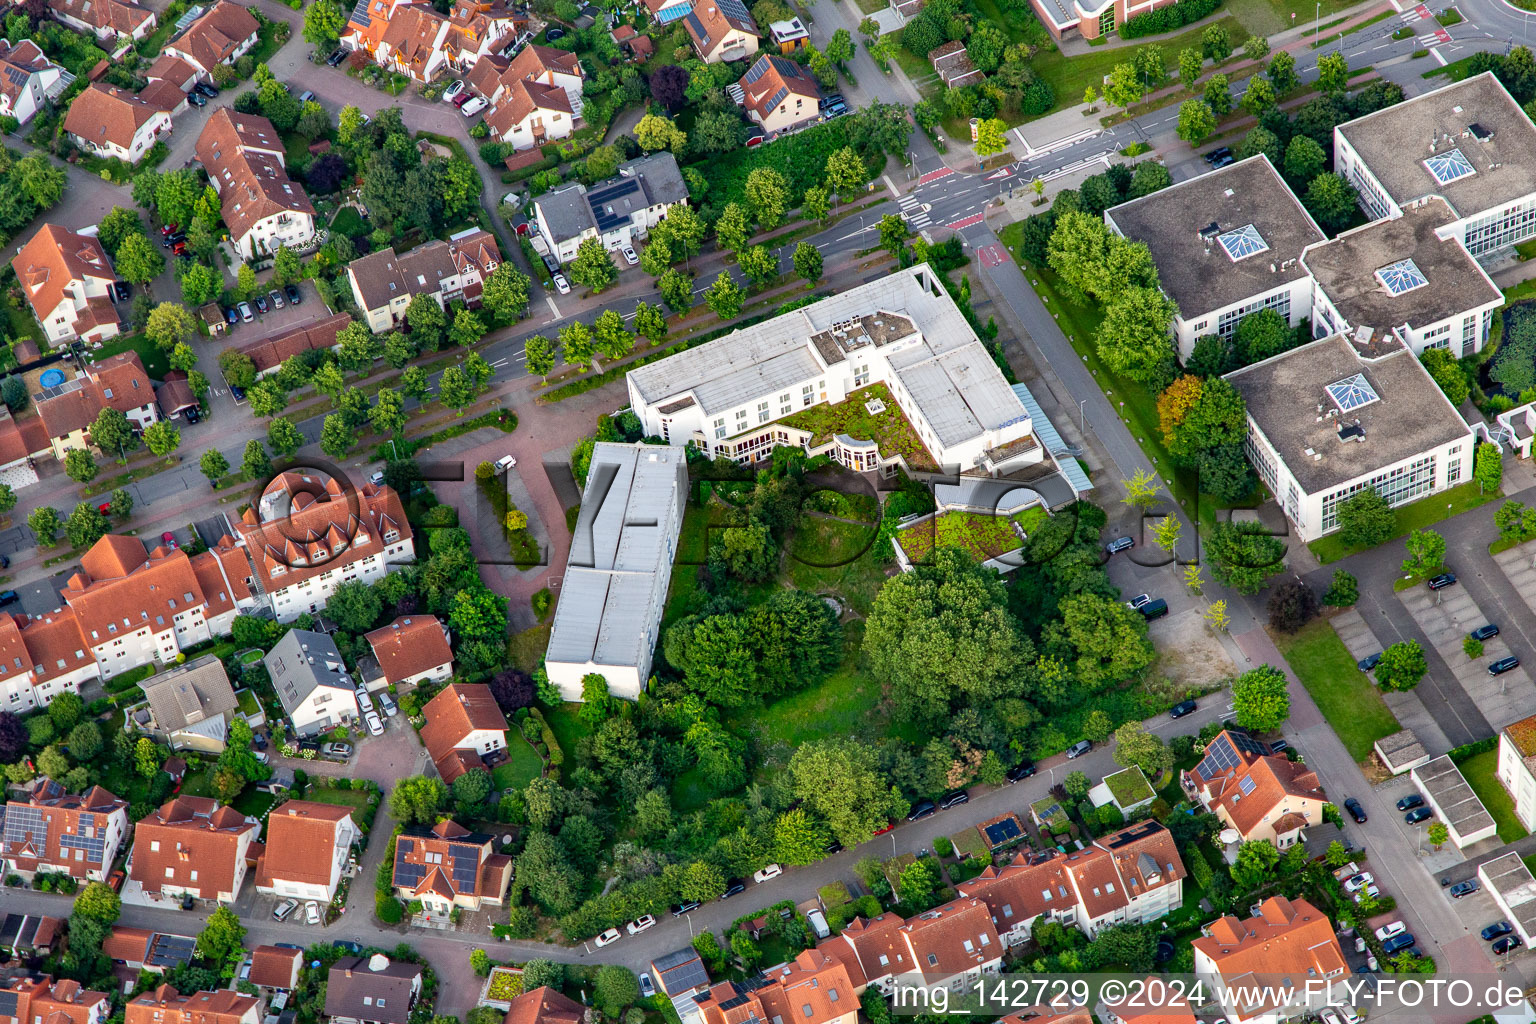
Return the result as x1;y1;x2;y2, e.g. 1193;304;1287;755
807;909;830;939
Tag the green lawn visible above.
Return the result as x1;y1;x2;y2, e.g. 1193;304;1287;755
490;735;543;790
544;704;595;760
1273;619;1400;761
1307;481;1501;563
1031;17;1249;107
307;786;374;810
1456;749;1529;844
1223;0;1355;37
785;516;889;616
233;789;276;822
91;332;170;380
331;206;371;239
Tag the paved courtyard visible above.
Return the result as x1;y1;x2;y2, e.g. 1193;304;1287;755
1399;584;1533;734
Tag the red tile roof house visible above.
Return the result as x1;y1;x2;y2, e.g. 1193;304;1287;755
196;108;317;260
12;224;118;347
235;475;414;621
0;976;111;1024
345;230;502;334
64;82;174;164
391;819;512;916
253;800;359;904
504;988;583;1024
1192;897;1348;1024
955;821;1185;944
1182;730;1328;848
102;926;200;973
34;351;161;461
324;955;422;1024
358;614;453;691
235;312;350;378
127;796;260;904
126;987;260;1024
419;683;507;783
0;40;66;126
163;0;259;79
245;946;302;992
0;777;129;882
477;44;584;150
737;54;819;137
48;0;156;42
694;949;858;1024
823;898;1003;996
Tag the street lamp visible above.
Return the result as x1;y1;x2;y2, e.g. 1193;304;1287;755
1315;1;1321;46
1078;398;1087;433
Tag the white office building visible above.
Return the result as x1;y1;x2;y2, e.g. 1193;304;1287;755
1225;332;1473;542
1303;196;1502;357
1335;72;1536;260
1105;155;1325;362
545;442;688;701
627;266;1079;488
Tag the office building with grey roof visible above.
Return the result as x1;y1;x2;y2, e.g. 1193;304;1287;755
1225;332;1472;541
533;151;689;264
545;442;687;701
1105;154;1325;362
627;265;1085;493
1335;72;1536;259
1303;196;1502;359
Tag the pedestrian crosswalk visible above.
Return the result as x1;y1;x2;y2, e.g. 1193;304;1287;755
898;192;931;229
1399;4;1430;23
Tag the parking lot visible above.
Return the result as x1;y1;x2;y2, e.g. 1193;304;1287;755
1398;583;1532;733
1327;608;1454;757
213;279;321;342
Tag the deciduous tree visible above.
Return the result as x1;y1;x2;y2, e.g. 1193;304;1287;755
1231;664;1289;730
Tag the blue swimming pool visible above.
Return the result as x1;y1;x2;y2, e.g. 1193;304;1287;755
38;368;65;388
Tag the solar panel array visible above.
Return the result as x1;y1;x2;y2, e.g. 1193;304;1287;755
448;843;479;892
1376;258;1427;295
656;951;709;994
717;0;751;20
1238;776;1256;795
147;933;197;968
742;58;771;83
1217;223;1269;262
984;817;1022;846
1424;148;1476;186
394;839;425;889
0;990;19;1017
1326;373;1380;413
1193;731;1269;780
3;804;48;853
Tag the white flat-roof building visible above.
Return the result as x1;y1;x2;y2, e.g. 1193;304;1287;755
1225;332;1473;541
1411;754;1498;848
1335;72;1536;261
1498;714;1536;833
545;442;687;701
1303;197;1502;358
1104;155;1325;362
627;266;1069;485
1479;852;1536;947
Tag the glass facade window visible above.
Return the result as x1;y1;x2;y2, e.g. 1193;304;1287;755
1464;198;1536;257
1319;455;1437;533
1218;291;1291;340
1463;314;1480;352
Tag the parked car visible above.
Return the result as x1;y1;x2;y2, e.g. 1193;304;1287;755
273;899;299;921
621;244;638;265
495;455;518;472
230;384;246;400
254;294;268;313
819;93;844;110
1381;933;1416;955
1494;936;1523;955
461;96;488;116
552;273;571;294
453;89;474;107
1483;921;1514;941
1203;146;1234;166
326;48;347;65
269;289;284;309
160;531;178;549
238;302;253;322
97;501;112;514
1374;921;1406;941
443;80;465;102
1066;739;1093;758
107;869;125;892
1344;797;1367;823
195;82;219;98
753;864;783;883
113;281;131;301
639;975;655;999
172;241;187;255
721;879;747;898
939;789;970;809
1451;879;1481;899
1343;872;1374;892
187;89;208;106
1405;806;1433;824
1126;593;1151;610
1105;536;1133;555
822;99;848;118
626;915;655;934
322;741;353;758
1138;598;1169;620
1318;1009;1345;1024
378;692;398;717
670;901;701;917
1006;759;1037;782
1472;623;1501;641
1428;572;1458;590
1357;652;1382;671
907;799;937;821
223;306;238;326
594;928;621;947
1269;738;1289;753
355;688;375;713
305;901;320;925
0;591;19;607
1490;656;1521;675
824;840;844;855
285;283;302;304
1333;1006;1361;1024
1397;794;1424;812
298;90;317;104
364;711;384;736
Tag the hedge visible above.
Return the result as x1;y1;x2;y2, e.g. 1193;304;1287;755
1120;0;1222;38
528;707;562;766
